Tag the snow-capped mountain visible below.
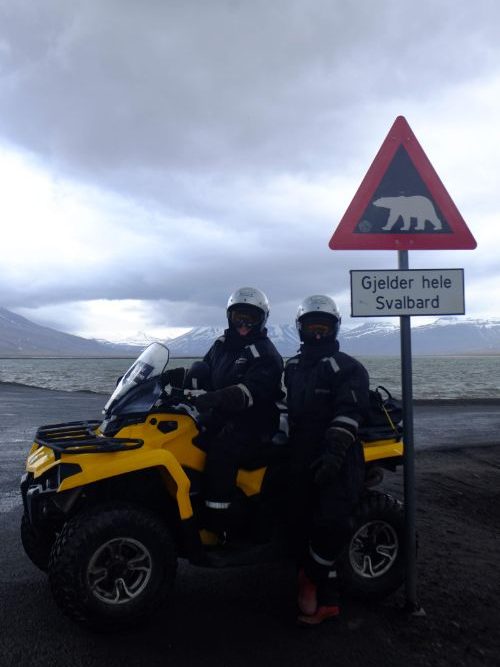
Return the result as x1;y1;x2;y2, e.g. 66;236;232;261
105;331;166;347
165;318;500;357
166;326;225;357
2;306;500;357
342;321;400;356
341;318;500;356
408;317;500;356
167;324;302;357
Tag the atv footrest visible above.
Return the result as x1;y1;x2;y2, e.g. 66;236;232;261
35;420;144;454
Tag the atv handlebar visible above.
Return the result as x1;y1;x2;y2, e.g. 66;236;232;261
154;389;204;425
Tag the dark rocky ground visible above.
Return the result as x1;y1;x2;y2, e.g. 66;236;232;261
354;444;500;667
0;385;499;666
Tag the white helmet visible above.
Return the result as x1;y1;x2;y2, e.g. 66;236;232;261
296;294;341;342
227;286;270;331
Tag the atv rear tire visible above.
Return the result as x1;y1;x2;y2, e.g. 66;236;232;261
48;502;177;630
20;513;55;572
339;491;405;601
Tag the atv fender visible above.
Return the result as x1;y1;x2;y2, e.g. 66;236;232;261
56;450;194;519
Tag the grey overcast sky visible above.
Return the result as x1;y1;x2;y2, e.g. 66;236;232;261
0;0;499;341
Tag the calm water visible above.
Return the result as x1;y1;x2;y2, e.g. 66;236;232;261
1;355;500;400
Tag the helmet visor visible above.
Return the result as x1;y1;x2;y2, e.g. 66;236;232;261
302;321;334;337
299;314;337;340
230;306;263;329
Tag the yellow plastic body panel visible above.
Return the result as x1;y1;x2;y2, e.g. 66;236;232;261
362;437;404;463
26;414;204;520
26;444;56;475
236;467;267;497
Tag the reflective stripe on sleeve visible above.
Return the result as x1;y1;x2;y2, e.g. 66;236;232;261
248;344;260;358
333;415;359;429
237;383;254;408
323;357;340;373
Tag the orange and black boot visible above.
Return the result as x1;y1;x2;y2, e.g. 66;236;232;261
297;568;318;616
297;571;340;626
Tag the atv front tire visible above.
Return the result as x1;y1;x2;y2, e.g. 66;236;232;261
20;513;55;572
339;491;405;600
48;503;177;630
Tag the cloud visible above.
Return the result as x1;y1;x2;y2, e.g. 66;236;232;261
1;1;498;179
0;1;499;338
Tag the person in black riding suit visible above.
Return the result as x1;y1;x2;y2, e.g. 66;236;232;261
284;294;370;625
188;287;284;534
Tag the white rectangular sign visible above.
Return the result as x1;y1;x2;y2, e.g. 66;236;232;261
350;268;465;317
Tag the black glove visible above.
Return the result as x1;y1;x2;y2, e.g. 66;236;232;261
184;361;211;390
310;428;354;487
161;367;186;390
193;385;248;413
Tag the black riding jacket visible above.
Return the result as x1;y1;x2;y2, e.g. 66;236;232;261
203;328;284;435
284;338;369;451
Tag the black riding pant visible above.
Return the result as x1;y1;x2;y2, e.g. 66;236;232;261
203;420;265;503
289;434;365;581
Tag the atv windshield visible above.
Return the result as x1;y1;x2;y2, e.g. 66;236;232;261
104;342;170;414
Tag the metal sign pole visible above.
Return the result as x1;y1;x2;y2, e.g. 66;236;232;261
398;250;422;613
330;116;474;617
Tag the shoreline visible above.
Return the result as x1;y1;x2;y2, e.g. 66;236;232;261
2;380;499;405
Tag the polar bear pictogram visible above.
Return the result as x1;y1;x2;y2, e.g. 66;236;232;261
373;195;442;231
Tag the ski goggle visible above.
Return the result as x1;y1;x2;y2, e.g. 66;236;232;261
230;307;262;328
302;321;334;337
299;314;337;338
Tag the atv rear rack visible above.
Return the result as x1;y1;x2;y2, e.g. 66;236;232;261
34;420;144;455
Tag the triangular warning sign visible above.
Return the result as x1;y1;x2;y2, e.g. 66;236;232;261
329;116;477;250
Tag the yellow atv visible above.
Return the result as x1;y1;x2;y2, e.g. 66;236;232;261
20;343;404;630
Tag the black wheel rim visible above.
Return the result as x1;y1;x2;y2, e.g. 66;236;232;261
87;537;153;605
349;520;399;578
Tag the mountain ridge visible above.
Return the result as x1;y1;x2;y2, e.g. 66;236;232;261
2;307;500;357
0;307;141;357
165;318;500;357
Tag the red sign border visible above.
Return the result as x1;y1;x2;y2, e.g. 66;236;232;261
329;116;477;250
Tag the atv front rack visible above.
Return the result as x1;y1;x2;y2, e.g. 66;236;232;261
34;420;144;455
